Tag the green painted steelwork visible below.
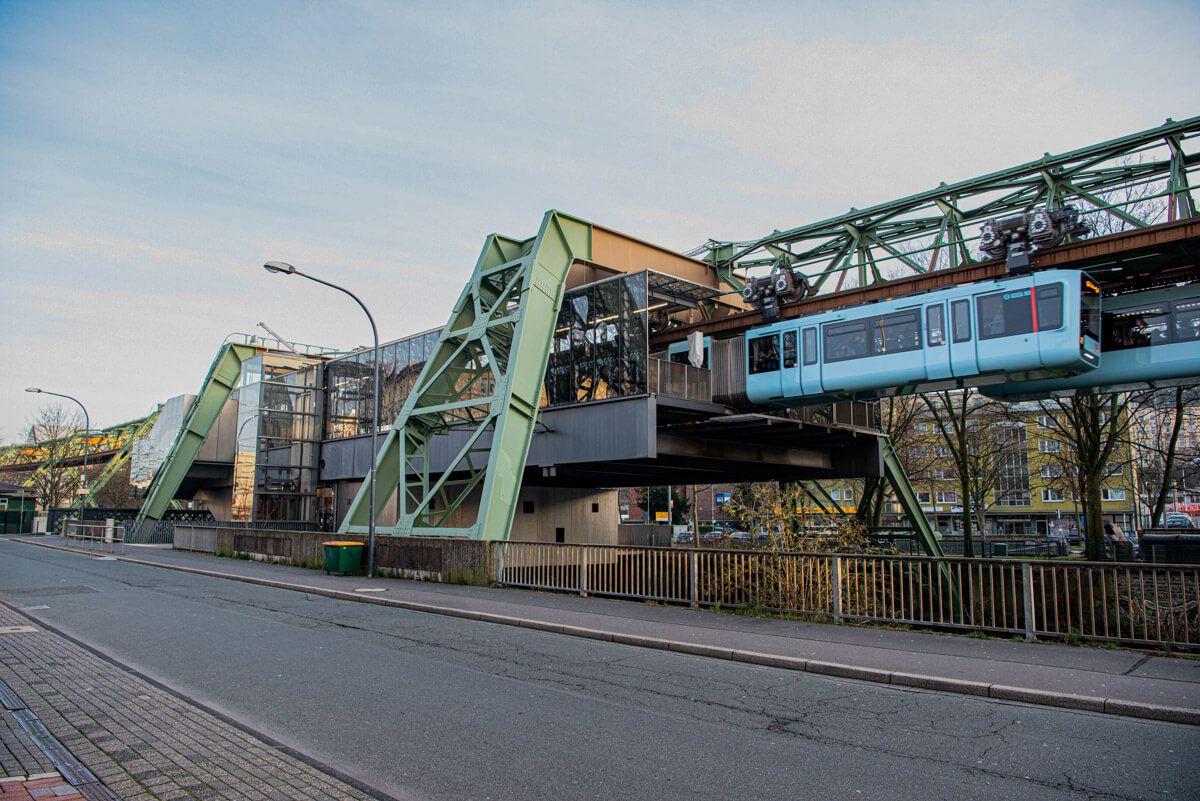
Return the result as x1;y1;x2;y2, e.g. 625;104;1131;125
882;437;943;557
83;407;161;506
341;210;592;539
693;116;1199;291
136;343;257;522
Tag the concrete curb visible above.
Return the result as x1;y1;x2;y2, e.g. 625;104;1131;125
17;538;1200;727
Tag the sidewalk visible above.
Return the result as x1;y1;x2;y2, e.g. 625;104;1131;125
17;536;1200;725
0;597;382;800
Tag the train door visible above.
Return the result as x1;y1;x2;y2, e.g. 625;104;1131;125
948;297;978;376
923;302;951;380
799;326;822;395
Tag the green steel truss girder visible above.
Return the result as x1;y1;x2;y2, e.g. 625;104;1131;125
136;343;258;522
0;416;151;471
340;210;592;540
83;407;161;506
881;437;943;557
695;116;1200;291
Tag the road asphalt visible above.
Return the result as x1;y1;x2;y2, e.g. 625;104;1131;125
1;539;1197;801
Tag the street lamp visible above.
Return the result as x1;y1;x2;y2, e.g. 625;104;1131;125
262;261;380;577
25;387;90;537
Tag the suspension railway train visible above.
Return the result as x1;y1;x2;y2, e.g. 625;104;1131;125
666;269;1200;406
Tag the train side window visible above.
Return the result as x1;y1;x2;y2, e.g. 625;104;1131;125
1103;305;1171;350
748;334;781;374
782;330;798;368
926;305;945;346
824;319;870;362
1035;284;1063;330
1174;299;1200;342
977;288;1034;339
951;300;971;342
874;311;921;354
802;327;818;365
669;350;688;365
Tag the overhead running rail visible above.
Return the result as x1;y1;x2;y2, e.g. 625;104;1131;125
692;116;1199;295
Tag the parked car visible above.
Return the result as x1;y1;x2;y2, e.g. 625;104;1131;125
728;530;751;544
1163;512;1196;529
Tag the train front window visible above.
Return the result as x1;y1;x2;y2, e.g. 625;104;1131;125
1035;284;1063;330
1174;299;1200;342
1080;280;1101;340
1103;305;1170;351
748;334;781;374
976;288;1034;339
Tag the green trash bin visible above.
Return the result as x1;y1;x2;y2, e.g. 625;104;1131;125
323;541;365;576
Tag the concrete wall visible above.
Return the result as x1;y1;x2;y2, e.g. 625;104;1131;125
174;524;492;584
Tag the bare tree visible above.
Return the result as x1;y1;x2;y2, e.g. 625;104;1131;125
22;404;85;512
1130;386;1200;526
921;389;1018;557
1032;393;1141;560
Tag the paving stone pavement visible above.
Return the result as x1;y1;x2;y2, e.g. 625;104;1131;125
1;773;87;800
0;604;379;801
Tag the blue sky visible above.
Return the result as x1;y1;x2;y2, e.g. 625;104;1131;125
2;0;1198;436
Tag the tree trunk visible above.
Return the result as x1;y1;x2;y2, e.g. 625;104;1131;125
1151;387;1186;527
959;474;974;558
1083;477;1106;561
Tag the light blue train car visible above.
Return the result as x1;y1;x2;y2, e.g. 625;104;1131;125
981;284;1200;400
669;269;1101;407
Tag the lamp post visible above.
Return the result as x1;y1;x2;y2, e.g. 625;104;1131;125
25;388;89;536
263;261;380;577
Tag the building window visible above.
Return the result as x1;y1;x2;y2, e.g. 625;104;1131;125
935;467;955;481
917;491;932;504
1043;488;1065;502
555;527;565;543
1106;462;1124;476
523;500;535;514
1040;464;1064;478
591;502;600;513
935;491;958;504
842;488;855;502
1038;439;1061;453
1037;415;1054;429
1102;488;1126;502
934;445;950;457
831;488;841;501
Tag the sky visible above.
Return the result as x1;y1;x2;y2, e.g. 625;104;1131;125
1;0;1198;438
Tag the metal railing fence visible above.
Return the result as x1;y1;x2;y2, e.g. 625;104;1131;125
495;542;1200;650
64;521;126;555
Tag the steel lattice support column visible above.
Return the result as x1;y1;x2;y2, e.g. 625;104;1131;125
340;210;592;539
136;343;258;522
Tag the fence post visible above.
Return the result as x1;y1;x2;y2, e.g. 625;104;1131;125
579;546;588;597
493;542;504;585
831;555;843;624
689;549;699;608
1021;562;1036;642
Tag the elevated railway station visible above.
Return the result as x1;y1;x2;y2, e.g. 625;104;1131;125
11;117;1196;555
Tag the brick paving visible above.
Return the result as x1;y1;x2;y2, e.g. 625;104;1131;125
0;605;379;801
